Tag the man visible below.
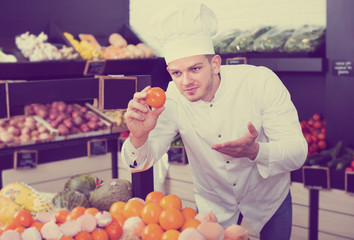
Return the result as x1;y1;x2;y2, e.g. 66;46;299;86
122;3;307;239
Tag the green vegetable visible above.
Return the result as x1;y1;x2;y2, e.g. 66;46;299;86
309;153;332;166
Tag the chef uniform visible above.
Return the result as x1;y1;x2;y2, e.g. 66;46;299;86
122;3;307;237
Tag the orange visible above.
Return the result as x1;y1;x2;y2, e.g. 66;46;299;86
159;208;184;231
141;223;164;240
71;206;86;215
14;225;26;233
85;207;100;216
2;222;17;231
123;199;145;219
75;231;93;240
112;213;126;226
145;191;165;205
146;87;166;108
91;228;109;240
182;207;197;220
60;237;75;240
67;206;86;221
180;218;201;231
105;218;123;240
13;209;33;227
159;195;182;210
161;229;180;240
55;209;70;223
30;221;44;231
141;203;163;224
109;201;126;216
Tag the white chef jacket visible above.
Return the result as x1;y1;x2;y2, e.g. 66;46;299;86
121;64;308;234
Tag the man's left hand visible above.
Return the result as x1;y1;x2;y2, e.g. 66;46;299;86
211;122;259;160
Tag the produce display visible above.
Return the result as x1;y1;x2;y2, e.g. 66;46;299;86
15;32;79;61
0;173;248;239
104;110;127;128
25;101;110;137
284;25;325;53
0;115;54;149
253;27;295;53
213;24;325;54
300;113;327;156
302;113;354;171
64;32;154;60
0;48;17;62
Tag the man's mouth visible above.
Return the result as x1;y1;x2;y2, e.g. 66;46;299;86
184;87;198;94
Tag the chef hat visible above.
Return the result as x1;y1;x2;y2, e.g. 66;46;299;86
151;3;218;64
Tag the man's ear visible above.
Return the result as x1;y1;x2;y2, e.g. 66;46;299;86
211;55;222;74
166;66;172;77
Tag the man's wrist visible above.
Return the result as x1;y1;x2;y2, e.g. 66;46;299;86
130;132;149;149
249;142;260;161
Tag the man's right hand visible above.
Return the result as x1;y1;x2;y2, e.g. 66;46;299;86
124;86;165;148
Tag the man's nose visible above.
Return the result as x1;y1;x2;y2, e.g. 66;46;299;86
182;72;193;85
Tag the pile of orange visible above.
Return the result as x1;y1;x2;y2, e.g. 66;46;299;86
109;191;199;240
0;191;201;240
0;206;122;240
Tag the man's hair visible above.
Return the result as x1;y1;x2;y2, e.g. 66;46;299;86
205;54;216;62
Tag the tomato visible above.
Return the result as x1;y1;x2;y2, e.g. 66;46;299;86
55;209;70;223
313;121;322;129
317;140;327;150
312;113;322;121
351;160;354;169
345;167;353;172
13;209;33;227
91;228;109;240
105;218;123;240
146;87;166;108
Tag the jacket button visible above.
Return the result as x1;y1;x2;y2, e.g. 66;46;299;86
210;104;213;107
218;134;221;138
233;183;236;186
226;161;230;164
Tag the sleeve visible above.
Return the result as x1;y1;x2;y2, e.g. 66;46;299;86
252;67;308;178
121;92;179;173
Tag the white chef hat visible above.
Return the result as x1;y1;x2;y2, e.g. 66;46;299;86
150;3;218;64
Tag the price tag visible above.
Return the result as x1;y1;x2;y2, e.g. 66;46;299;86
14;150;38;169
345;171;354;194
167;146;187;165
87;139;108;156
226;57;247;65
84;60;106;76
333;60;353;77
302;166;330;190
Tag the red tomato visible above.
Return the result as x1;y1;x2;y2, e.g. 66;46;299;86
345;167;353;172
13;209;33;227
351;160;354;169
313;121;322;129
146;87;166;108
317;140;327;150
312;113;322;121
105;218;123;240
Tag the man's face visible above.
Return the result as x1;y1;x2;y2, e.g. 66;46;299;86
167;55;221;102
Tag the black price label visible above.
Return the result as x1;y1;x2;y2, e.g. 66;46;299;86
345;171;354;194
167;146;187;165
14;150;38;169
226;57;247;65
87;139;108;156
333;60;353;77
84;60;106;76
302;166;330;190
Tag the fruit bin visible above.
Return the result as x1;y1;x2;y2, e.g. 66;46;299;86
0;115;58;149
24;102;112;141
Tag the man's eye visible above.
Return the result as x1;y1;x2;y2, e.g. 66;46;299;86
172;72;181;76
193;67;200;71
